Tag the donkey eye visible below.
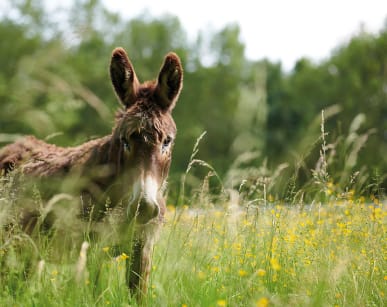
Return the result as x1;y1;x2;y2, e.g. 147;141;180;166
162;136;172;151
121;137;130;151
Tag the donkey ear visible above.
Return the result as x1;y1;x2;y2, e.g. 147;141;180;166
154;52;183;111
110;47;139;107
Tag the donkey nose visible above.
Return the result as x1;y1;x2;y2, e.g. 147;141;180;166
127;197;160;224
135;198;160;224
128;175;161;224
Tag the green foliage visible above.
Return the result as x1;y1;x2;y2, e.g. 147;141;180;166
0;0;386;196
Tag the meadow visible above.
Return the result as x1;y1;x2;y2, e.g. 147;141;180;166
1;2;387;306
0;114;386;307
0;185;385;306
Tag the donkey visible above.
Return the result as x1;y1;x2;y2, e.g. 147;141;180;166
0;47;183;297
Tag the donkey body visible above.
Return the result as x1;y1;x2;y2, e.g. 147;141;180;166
0;47;183;297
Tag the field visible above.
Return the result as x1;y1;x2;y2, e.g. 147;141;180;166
1;189;386;306
1;2;387;306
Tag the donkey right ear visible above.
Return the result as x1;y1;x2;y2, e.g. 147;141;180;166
110;47;139;107
154;52;183;111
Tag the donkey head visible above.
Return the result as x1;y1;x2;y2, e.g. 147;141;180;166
109;48;183;224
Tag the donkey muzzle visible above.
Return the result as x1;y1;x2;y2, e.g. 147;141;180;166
128;175;161;224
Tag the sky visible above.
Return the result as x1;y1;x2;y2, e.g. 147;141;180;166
102;0;387;70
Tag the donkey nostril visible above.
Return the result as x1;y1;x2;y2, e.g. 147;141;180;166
133;199;159;224
141;199;159;216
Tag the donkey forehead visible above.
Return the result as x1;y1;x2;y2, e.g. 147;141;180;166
118;107;176;140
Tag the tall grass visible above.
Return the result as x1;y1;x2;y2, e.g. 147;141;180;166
1;197;385;306
151;200;386;307
0;112;386;306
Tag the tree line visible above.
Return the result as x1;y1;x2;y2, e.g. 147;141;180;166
0;0;386;198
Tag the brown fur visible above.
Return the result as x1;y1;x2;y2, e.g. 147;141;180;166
0;47;183;299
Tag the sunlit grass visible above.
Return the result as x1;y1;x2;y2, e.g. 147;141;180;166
0;195;386;306
149;199;386;306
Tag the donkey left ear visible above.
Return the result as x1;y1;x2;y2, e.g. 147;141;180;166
154;52;183;111
110;47;139;108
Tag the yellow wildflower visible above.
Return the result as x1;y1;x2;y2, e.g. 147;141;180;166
256;297;269;307
257;269;266;277
238;269;248;277
167;205;176;212
116;252;129;262
270;258;281;271
217;299;227;306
